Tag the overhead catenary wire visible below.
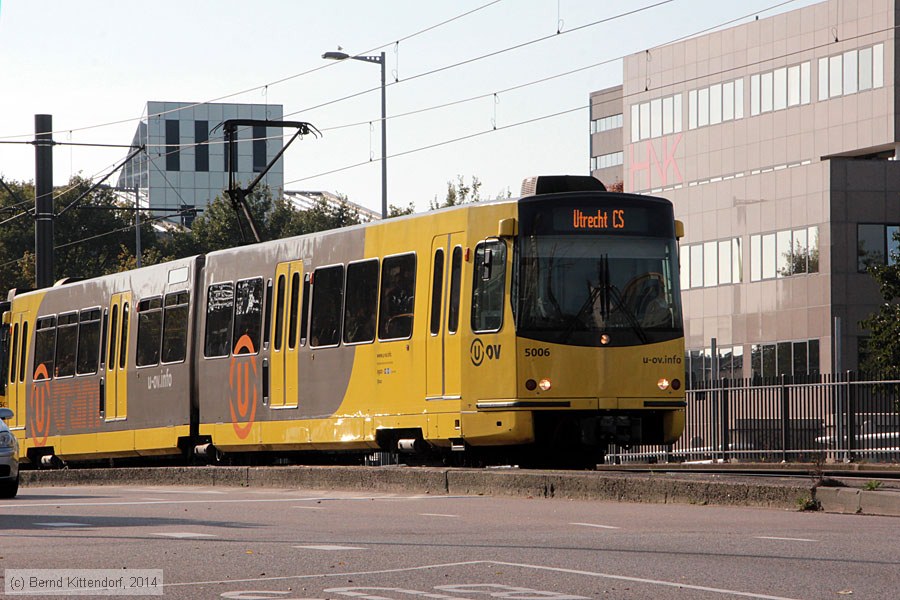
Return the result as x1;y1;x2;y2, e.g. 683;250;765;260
0;0;505;142
142;0;809;154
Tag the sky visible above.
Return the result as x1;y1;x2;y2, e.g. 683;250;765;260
0;0;820;215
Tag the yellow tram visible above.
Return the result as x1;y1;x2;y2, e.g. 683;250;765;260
0;175;685;468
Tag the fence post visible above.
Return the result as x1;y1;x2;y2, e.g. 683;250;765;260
781;374;790;463
846;371;856;463
721;378;730;461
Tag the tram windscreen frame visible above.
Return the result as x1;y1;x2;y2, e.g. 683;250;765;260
514;193;683;348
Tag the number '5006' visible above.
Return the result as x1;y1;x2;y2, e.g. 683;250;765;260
524;348;550;358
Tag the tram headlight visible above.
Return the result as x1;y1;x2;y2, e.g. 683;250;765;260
600;334;611;345
657;378;670;391
538;378;552;391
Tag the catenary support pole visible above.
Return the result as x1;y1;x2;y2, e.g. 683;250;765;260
34;114;54;289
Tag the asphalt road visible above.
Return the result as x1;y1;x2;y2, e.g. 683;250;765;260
1;485;898;599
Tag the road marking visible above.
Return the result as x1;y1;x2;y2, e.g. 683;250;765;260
292;506;326;510
755;536;817;542
419;513;459;518
293;545;367;551
492;561;801;600
0;494;480;510
570;522;620;529
34;522;89;528
160;559;800;599
152;532;217;539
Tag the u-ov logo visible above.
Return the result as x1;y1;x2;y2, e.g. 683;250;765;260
228;335;258;439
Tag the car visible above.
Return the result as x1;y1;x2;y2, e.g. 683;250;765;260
0;408;19;498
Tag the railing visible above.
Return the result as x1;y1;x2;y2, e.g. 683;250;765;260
606;373;900;464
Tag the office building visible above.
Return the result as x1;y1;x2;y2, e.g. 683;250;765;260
590;0;899;383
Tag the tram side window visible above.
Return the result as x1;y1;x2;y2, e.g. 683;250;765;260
378;253;416;340
162;292;190;363
344;259;378;344
0;323;8;393
273;275;286;351
310;265;344;347
9;323;17;385
288;272;300;350
136;298;163;367
233;278;263;354
448;246;462;334
76;309;101;375
35;317;56;379
119;302;129;369
471;240;507;333
55;313;78;377
429;250;444;336
19;321;28;382
205;283;234;358
300;274;311;345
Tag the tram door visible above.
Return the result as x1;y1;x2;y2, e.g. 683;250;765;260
426;234;464;401
105;293;131;421
6;311;28;430
270;260;304;408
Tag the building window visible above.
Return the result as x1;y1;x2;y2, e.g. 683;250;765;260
680;237;742;290
252;125;267;173
631;94;682;142
689;79;743;130
592;151;623;171
195;121;209;172
751;62;811;116
750;226;818;281
858;223;900;272
750;339;820;379
819;43;883;100
165;120;180;171
591;113;623;134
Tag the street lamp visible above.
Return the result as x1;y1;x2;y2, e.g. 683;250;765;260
322;50;387;219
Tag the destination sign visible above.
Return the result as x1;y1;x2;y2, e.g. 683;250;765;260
551;206;650;234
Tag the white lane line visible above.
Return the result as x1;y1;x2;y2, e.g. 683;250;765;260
293;545;367;551
570;522;620;530
134;489;226;495
160;559;800;598
755;536;818;542
419;513;459;518
292;506;326;510
152;532;217;539
0;494;478;510
34;522;90;528
491;561;801;600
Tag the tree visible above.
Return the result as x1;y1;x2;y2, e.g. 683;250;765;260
859;236;900;377
0;176;165;291
431;175;483;210
168;188;365;256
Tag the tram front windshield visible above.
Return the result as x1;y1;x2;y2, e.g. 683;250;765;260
516;234;682;347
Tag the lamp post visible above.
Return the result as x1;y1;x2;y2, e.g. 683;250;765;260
323;50;387;219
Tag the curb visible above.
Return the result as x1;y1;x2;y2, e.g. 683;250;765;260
15;467;900;516
18;466;899;516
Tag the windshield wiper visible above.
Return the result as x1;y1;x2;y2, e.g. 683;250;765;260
607;284;649;344
560;255;610;343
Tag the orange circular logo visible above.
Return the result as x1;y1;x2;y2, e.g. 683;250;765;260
228;334;258;439
30;363;51;447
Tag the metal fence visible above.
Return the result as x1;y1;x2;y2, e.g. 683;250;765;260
606;373;900;464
